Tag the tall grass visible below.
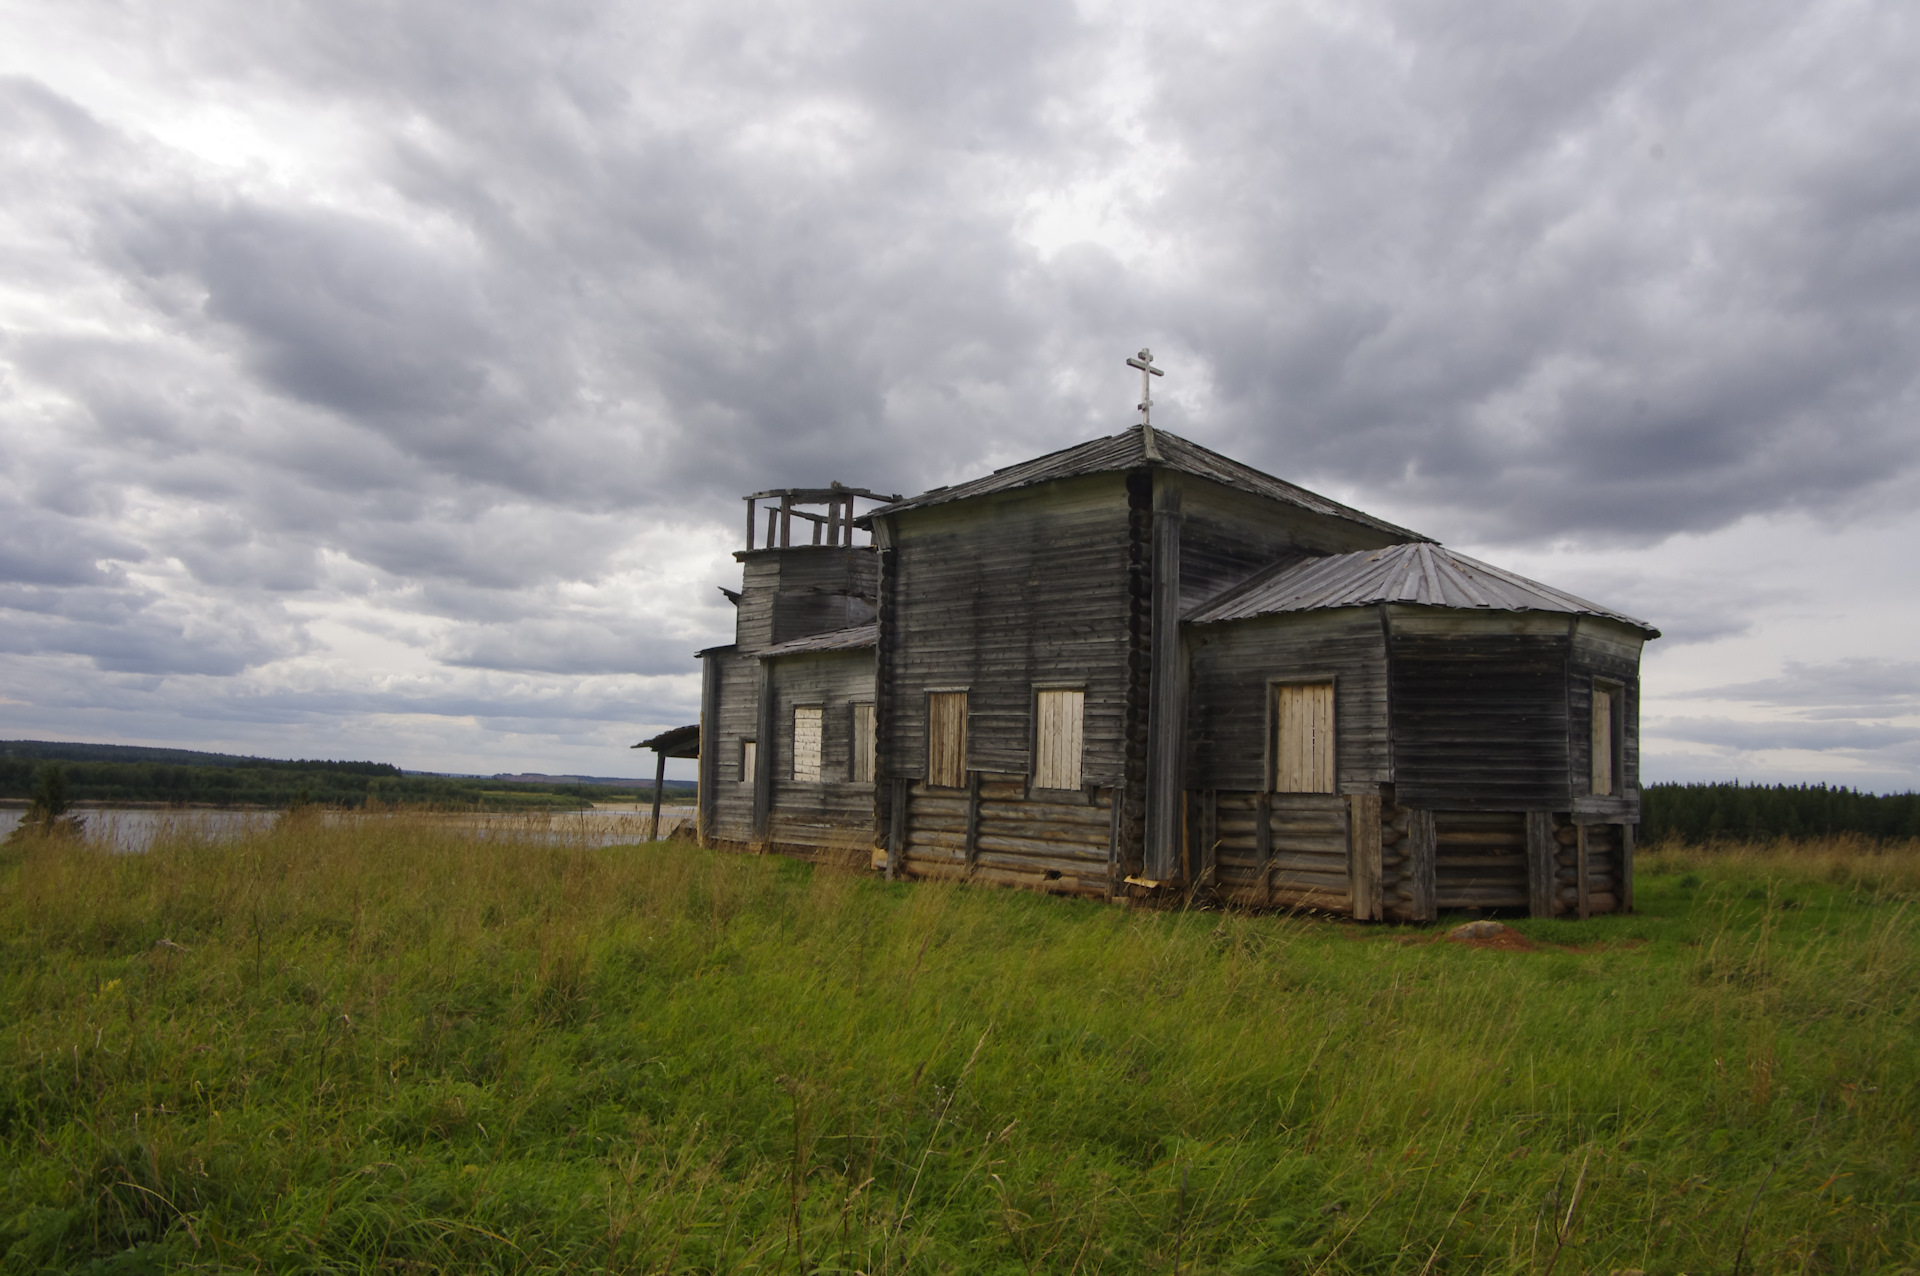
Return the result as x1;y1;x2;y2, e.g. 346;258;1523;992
2;817;1916;1273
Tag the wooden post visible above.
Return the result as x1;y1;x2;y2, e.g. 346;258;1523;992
887;778;906;880
697;659;720;847
779;495;792;547
752;661;775;845
765;507;778;548
1107;787;1121;900
1348;793;1382;921
826;497;841;546
1576;824;1592;920
964;770;981;872
745;498;756;550
1255;790;1273;906
1408;809;1437;922
1526;811;1556;919
1620;822;1635;913
1200;790;1218;889
649;749;667;842
1144;477;1184;881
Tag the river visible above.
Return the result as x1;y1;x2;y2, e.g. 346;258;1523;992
0;806;695;852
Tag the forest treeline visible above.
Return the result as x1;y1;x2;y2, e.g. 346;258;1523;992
1641;782;1920;843
0;741;694;810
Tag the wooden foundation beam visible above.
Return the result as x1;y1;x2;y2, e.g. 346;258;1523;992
1526;811;1557;918
1408;809;1437;922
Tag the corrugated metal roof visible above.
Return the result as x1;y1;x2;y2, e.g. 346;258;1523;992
867;425;1430;542
755;622;879;658
1187;542;1660;636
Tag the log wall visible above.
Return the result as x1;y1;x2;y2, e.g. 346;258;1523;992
897;775;1117;897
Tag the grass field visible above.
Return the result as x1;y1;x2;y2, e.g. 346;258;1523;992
1;818;1916;1274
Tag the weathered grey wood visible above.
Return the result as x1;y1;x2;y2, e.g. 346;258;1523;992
964;770;981;871
1620;821;1635;913
1407;809;1437;922
751;661;775;843
1107;785;1121;898
1526;811;1556;918
1145;476;1184;881
697;650;724;845
649;750;667;842
1201;790;1218;888
1576;823;1592;920
887;777;906;880
1348;792;1382;921
1255;790;1273;906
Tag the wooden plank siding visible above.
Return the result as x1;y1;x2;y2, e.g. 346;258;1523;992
763;649;877;853
704;648;765;845
1387;611;1574;811
1274;681;1336;793
1568;617;1646;822
1433;811;1530;912
874;472;1135;790
1034;689;1085;790
1184;608;1390;793
1176;477;1410;616
732;547;878;651
898;775;1117;897
1208;792;1352;911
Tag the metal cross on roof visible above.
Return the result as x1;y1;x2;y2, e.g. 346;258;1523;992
1127;348;1165;459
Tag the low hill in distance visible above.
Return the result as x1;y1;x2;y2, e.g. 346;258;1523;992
0;740;695;810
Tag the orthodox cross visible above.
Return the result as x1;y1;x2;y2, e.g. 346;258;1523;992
1127;347;1165;458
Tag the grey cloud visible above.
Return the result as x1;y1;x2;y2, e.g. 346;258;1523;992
1652;716;1920;754
5;0;1920;773
1677;659;1920;711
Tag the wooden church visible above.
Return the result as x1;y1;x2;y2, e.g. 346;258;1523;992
686;411;1657;922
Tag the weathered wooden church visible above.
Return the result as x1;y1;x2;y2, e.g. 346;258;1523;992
685;413;1658;923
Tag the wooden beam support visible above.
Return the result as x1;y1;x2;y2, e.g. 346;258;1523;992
1255;790;1273;907
1201;790;1218;890
1349;792;1382;921
1408;808;1437;922
752;661;775;844
650;749;667;842
887;777;906;880
1576;823;1592;920
779;495;792;548
745;498;756;551
964;770;981;872
1144;476;1184;881
1526;811;1557;919
1107;786;1121;899
1620;822;1635;913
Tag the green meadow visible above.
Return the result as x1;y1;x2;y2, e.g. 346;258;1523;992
1;818;1916;1274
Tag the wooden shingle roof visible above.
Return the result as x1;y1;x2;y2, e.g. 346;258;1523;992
867;424;1431;542
1187;541;1659;637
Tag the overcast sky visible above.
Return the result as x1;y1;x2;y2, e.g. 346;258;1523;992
2;0;1917;788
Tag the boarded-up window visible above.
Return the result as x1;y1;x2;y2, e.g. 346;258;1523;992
1034;688;1084;789
1273;682;1335;793
792;706;823;782
740;740;757;784
927;691;967;788
851;703;876;783
1591;682;1617;796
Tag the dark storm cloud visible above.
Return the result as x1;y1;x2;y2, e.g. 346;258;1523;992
4;0;1919;769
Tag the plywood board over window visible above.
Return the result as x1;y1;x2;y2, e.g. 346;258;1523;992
927;691;968;788
1034;688;1085;789
1273;681;1335;793
792;706;823;782
851;703;876;783
1591;681;1618;796
740;740;757;784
